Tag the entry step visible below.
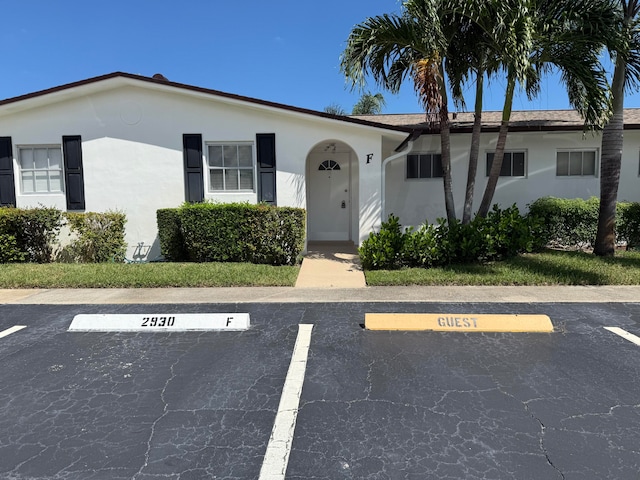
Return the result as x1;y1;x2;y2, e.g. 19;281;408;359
68;313;250;332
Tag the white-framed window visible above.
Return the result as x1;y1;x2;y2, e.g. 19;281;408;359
556;150;597;177
486;151;526;177
406;153;443;179
207;143;254;191
18;145;64;194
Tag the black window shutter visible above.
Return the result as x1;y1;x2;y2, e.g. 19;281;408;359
256;133;276;204
0;137;16;206
183;134;204;202
62;136;86;211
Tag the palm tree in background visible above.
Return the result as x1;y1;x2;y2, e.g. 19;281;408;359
594;0;640;256
352;92;387;114
323;103;347;115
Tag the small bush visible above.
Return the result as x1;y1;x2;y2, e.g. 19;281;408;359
0;234;25;263
402;223;442;268
0;206;63;263
60;211;127;263
359;214;406;270
619;202;640;250
362;206;540;270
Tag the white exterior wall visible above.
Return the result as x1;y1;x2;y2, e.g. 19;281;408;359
5;75;639;258
0;81;400;256
385;129;640;229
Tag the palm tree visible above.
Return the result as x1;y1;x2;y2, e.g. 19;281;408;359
352;92;387;115
594;0;640;256
445;19;498;224
474;0;617;218
340;0;468;223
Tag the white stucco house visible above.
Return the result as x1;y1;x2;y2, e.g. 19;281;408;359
1;72;639;259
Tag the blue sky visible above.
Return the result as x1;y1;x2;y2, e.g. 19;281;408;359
2;0;639;114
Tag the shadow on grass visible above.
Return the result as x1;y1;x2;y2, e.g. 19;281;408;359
506;250;640;285
364;250;640;286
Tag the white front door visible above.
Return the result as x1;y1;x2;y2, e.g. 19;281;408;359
308;153;350;241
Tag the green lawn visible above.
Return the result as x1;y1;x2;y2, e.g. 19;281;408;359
1;250;639;288
0;262;299;288
364;249;640;286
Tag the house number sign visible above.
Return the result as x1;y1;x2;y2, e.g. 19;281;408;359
68;313;250;332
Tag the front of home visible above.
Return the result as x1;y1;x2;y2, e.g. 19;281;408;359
1;72;639;259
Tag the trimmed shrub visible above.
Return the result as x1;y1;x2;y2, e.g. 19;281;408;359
168;202;305;266
157;208;188;261
527;196;635;249
240;204;306;265
527;197;600;248
619;202;640;250
59;211;127;263
179;203;247;262
0;206;63;263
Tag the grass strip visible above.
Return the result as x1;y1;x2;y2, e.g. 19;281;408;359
364;250;640;286
1;250;639;288
0;262;299;288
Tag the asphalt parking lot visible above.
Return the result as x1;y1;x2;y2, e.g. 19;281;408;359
1;302;639;479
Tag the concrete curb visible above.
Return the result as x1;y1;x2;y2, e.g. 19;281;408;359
1;286;640;305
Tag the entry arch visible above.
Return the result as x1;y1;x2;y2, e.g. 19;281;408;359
305;140;359;242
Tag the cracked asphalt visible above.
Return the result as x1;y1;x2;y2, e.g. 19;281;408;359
0;302;639;479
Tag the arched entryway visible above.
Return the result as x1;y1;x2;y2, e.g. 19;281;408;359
306;140;359;242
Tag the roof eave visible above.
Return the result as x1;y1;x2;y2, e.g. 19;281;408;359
0;72;412;134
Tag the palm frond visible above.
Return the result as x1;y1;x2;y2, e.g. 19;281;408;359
412;56;445;114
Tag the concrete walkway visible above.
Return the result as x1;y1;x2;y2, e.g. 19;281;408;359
294;242;366;288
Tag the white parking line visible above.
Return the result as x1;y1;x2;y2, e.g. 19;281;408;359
259;324;314;480
0;325;27;339
604;327;640;346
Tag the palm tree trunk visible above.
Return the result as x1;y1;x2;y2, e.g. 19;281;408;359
440;111;456;223
594;54;625;256
437;67;456;223
477;74;515;218
462;72;484;224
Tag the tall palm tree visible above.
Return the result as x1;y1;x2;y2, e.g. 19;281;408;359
440;15;495;224
474;0;617;218
594;0;640;256
340;0;462;223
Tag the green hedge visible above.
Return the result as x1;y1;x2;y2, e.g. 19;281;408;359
0;206;63;263
59;211;127;263
527;197;637;248
360;205;543;270
618;202;640;250
156;203;305;266
0;207;128;263
157;208;188;261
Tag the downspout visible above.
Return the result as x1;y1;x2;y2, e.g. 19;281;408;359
381;137;416;223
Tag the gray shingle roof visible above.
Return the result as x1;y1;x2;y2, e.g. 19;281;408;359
352;109;640;131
